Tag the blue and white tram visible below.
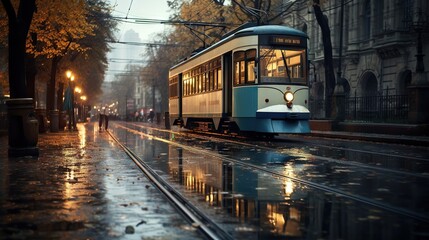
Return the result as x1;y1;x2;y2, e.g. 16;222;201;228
168;25;310;135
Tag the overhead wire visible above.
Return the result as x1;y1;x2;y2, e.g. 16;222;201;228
125;0;134;19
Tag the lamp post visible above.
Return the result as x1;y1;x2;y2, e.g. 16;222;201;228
65;70;76;131
72;80;78;129
408;8;429;124
80;95;87;122
74;87;82;122
332;0;346;121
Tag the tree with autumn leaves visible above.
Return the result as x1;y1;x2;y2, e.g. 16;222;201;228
133;0;335;117
0;0;116;108
127;0;319;114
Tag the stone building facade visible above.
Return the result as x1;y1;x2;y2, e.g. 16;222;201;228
284;0;429;119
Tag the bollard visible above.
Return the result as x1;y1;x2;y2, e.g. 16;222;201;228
6;98;39;157
59;110;67;131
35;108;47;133
50;109;59;132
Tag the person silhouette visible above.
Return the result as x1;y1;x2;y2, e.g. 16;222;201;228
104;106;109;130
98;112;104;131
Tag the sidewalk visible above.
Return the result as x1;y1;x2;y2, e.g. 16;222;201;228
310;130;429;146
309;120;429;146
0;123;202;239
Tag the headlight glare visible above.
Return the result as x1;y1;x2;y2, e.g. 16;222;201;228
284;91;294;103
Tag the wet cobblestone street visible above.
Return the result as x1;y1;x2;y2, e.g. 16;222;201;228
0;123;202;239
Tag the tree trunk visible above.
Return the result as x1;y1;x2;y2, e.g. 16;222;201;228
1;0;36;98
57;82;64;112
313;0;336;118
7;18;27;98
47;56;59;112
26;33;38;105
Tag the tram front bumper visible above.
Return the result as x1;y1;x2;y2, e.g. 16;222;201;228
256;104;310;120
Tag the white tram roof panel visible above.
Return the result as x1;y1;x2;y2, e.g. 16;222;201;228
234;25;308;38
169;24;308;72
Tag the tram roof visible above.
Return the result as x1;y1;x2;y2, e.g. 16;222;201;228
233;25;307;38
170;24;307;71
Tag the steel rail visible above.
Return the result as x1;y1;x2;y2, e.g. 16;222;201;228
126;122;429;179
107;130;234;240
113;123;429;224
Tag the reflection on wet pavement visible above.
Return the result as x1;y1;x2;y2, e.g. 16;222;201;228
0;124;203;239
110;122;429;239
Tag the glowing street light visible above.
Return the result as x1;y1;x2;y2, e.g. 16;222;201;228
75;87;82;94
64;70;77;130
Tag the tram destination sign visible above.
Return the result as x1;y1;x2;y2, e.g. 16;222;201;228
270;36;301;45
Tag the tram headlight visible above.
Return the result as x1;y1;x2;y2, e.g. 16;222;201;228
284;91;294;108
284;91;294;103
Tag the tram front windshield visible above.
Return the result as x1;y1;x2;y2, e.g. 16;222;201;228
259;47;307;85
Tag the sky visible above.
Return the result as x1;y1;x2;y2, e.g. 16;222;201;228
106;0;171;82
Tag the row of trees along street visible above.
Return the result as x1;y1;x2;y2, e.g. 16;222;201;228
1;0;334;157
105;0;336;119
0;0;117;156
0;0;117;107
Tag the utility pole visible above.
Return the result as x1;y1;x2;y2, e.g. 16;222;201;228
333;0;345;121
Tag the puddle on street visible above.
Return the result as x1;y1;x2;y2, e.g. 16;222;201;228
110;125;428;239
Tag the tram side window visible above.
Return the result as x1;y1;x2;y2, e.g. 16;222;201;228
234;51;244;85
217;68;222;89
217;58;222;89
169;76;178;98
181;56;222;96
246;49;256;83
234;49;256;86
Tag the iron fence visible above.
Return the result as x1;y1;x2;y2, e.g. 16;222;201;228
310;94;409;123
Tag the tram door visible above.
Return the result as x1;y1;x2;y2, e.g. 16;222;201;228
222;52;232;117
178;73;183;119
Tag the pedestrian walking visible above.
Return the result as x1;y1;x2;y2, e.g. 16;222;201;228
104;113;109;130
148;110;155;122
104;106;109;130
99;113;104;131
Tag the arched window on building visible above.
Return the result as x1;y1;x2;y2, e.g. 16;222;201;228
360;72;378;97
358;72;378;118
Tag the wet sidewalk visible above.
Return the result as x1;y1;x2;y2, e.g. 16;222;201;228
0;123;202;239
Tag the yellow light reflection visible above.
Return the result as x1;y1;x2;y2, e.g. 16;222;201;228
283;164;295;198
78;124;86;149
284;179;294;196
266;203;302;236
235;199;240;217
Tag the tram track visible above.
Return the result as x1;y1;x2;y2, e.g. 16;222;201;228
107;129;234;240
126;122;429;179
111;122;429;224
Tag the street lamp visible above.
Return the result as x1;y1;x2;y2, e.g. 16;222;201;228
65;71;76;130
80;95;87;122
66;70;72;79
